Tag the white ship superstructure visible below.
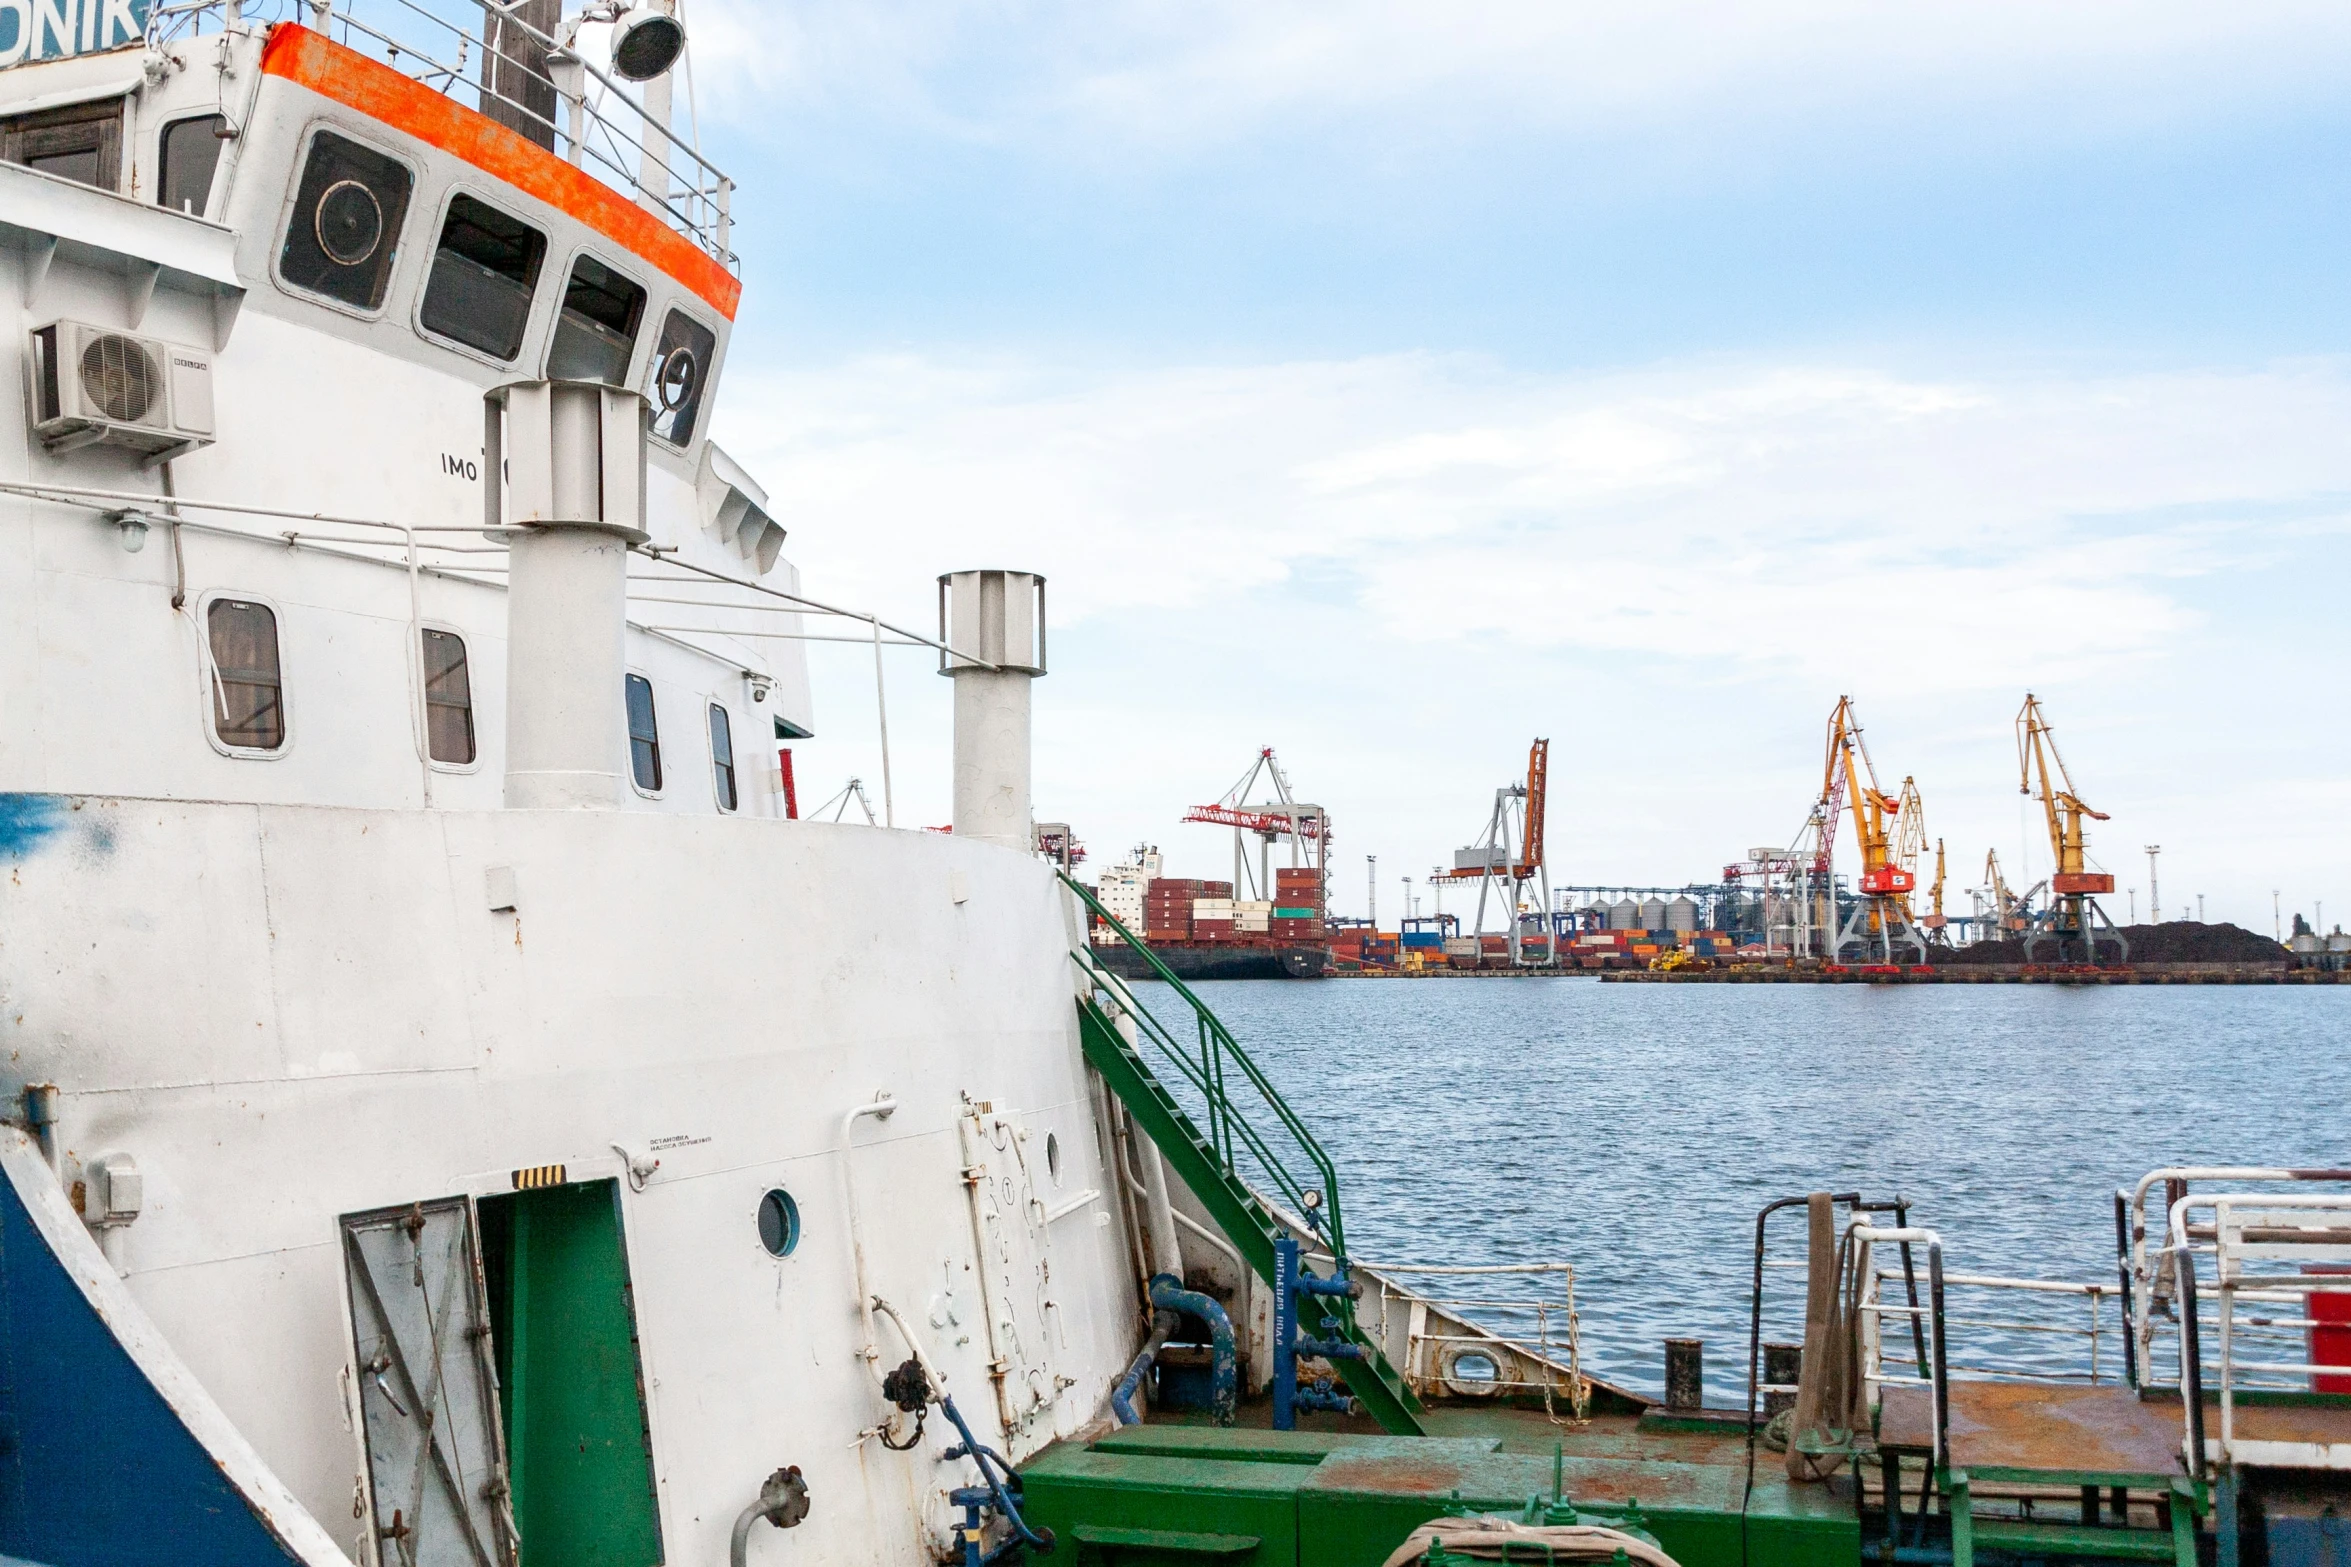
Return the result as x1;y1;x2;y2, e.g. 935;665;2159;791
0;5;1147;1563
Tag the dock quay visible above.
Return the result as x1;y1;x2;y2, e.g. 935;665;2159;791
1326;961;2337;983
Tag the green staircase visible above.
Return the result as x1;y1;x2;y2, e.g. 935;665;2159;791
1062;875;1425;1436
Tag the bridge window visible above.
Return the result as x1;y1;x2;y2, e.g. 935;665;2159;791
422;629;476;765
207;598;285;752
644;308;716;448
625;673;661;793
546;255;646;385
158;115;227;215
420;193;546;361
2;100;123;189
279;130;414;312
708;703;736;812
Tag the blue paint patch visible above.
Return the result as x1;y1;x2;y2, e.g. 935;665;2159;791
0;1171;307;1563
0;797;67;862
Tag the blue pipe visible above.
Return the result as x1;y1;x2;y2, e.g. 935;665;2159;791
1111;1309;1178;1425
1149;1274;1237;1427
937;1394;1054;1553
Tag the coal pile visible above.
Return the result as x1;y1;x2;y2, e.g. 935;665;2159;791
1931;921;2287;966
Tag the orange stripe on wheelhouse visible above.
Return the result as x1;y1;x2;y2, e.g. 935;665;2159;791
260;24;741;322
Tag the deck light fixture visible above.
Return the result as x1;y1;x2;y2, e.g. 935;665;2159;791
609;4;686;81
104;509;153;552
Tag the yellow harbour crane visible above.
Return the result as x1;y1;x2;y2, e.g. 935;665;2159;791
1823;697;1927;964
2015;694;2127;964
1922;838;1949;937
1978;848;2030;940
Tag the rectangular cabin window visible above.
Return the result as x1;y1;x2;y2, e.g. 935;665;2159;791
708;703;737;812
420;193;547;361
207;599;285;751
643;309;717;448
2;100;124;190
625;674;661;792
279;130;414;311
158;114;227;215
546;256;647;385
422;629;476;765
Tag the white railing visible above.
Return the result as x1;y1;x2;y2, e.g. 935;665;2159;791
1853;1225;1949;1468
2120;1168;2351;1403
2164;1191;2351;1474
148;0;734;264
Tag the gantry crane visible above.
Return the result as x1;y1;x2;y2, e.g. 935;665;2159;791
1183;747;1329;901
1435;738;1552;966
1824;697;1927;964
2015;694;2126;964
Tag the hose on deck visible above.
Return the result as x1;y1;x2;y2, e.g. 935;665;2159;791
1111;1308;1180;1424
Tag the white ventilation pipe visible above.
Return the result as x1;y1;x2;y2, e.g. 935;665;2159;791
938;570;1045;850
489;381;649;809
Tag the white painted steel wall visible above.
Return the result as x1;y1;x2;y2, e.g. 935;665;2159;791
2;799;1142;1566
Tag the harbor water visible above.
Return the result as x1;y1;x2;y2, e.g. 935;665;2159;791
1165;978;2351;1404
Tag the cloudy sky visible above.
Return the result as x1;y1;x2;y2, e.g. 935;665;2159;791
685;0;2351;931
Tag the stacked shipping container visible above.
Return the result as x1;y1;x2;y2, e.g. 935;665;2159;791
1143;878;1231;941
1271;866;1326;939
1122;866;1334;948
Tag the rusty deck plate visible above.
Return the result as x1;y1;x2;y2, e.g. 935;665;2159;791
2214;1399;2351;1448
1882;1383;2184;1480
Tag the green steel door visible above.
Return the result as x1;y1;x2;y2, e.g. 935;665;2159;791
479;1180;663;1567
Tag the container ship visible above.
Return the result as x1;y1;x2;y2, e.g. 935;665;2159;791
1089;848;1333;979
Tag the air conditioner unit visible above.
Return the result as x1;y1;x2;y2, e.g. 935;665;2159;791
27;320;216;460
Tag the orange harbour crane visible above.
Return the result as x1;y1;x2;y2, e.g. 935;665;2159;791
2015;694;2127;964
1436;738;1552;966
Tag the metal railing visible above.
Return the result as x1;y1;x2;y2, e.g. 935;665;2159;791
1871;1270;2124;1386
1854;1225;1950;1469
1062;875;1352;1263
148;0;735;263
2166;1191;2351;1475
2118;1167;2351;1406
1350;1260;1589;1422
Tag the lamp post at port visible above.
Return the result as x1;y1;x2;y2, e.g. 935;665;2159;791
938;571;1045;851
2144;846;2161;924
1367;855;1377;927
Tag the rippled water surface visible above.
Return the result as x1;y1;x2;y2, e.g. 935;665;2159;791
1139;978;2351;1400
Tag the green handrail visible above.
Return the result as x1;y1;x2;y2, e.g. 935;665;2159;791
1059;873;1350;1262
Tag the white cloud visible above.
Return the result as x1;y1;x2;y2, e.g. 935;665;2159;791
685;0;2351;155
716;351;2351;689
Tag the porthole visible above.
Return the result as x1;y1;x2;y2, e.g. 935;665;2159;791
1045;1131;1062;1186
756;1187;800;1258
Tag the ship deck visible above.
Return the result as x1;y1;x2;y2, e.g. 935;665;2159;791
1018;1405;1858;1567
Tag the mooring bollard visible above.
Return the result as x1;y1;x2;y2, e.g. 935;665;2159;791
1763;1341;1803;1417
1664;1338;1703;1411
